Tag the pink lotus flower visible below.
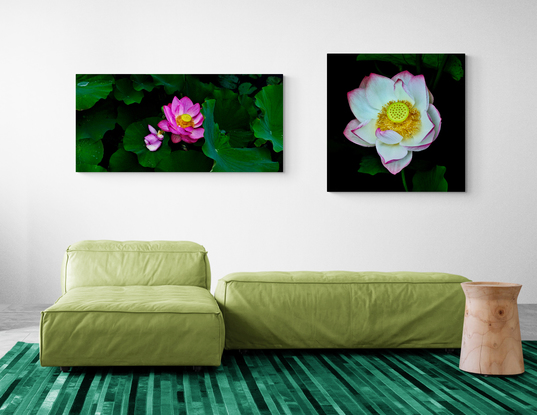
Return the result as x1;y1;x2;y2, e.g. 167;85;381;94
158;96;204;144
344;71;441;174
144;125;164;152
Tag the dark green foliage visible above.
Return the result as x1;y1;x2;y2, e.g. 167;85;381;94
358;155;388;175
109;147;152;172
76;99;117;141
76;138;104;168
114;79;144;105
252;85;284;153
356;54;464;81
412;165;448;191
75;74;284;172
201;100;279;172
218;75;239;89
76;75;114;110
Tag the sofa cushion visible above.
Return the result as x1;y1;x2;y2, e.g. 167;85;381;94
40;286;224;366
215;271;470;349
61;240;211;293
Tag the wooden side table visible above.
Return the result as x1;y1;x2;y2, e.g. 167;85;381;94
459;282;524;375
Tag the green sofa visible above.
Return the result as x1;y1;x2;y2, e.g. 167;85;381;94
215;271;470;350
40;241;224;368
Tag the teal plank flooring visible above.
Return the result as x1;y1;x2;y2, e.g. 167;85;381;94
1;342;537;414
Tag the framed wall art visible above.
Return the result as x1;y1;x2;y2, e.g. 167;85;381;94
76;75;283;172
327;54;465;192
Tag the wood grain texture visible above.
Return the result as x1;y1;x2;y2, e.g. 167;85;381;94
460;282;525;375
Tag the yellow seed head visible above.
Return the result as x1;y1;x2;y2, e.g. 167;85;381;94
176;113;195;128
376;101;421;140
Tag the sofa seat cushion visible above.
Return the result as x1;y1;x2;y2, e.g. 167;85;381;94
40;286;224;366
45;285;220;314
215;271;470;350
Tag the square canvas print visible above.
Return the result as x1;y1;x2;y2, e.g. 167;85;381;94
76;75;283;172
327;54;465;191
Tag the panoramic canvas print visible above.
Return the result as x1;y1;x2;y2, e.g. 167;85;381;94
76;75;283;172
327;54;465;191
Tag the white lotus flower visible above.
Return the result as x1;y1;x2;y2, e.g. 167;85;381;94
344;71;441;174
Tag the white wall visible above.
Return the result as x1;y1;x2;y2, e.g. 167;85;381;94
1;0;536;304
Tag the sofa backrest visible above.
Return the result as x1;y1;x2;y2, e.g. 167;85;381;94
61;240;211;293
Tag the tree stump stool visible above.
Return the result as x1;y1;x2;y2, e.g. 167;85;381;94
459;282;524;375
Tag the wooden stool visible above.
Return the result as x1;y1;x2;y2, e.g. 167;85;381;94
459;282;524;375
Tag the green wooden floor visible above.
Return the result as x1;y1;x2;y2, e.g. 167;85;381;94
1;342;536;414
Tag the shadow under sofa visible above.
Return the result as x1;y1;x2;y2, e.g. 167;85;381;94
40;240;224;368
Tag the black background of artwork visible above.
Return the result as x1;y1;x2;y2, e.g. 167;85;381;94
327;54;465;192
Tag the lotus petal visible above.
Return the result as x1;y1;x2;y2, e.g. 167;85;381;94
351;119;377;146
428;104;442;140
391;70;414;85
376;141;409;164
192;112;204;127
375;128;403;145
348;88;378;122
365;73;396;110
186;103;200;117
408;74;429;112
399;110;436;147
171;96;181;115
180;96;194;112
344;119;374;147
382;151;413;175
393;79;415;106
158;120;170;132
189;128;204;139
163;105;175;126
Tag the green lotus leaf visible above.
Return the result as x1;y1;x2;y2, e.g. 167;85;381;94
238;82;257;95
131;75;155;92
76;138;104;167
212;89;251;133
252;85;283;152
254;138;267;147
109;146;152;172
239;94;258;120
151;75;184;94
123;117;171;168
218;75;239;90
422;55;464;81
412;165;448;192
114;78;144;105
183;75;215;105
76;75;115;110
76;163;107;172
76;100;117;141
358;155;388;175
201;100;279;172
156;150;213;172
267;76;282;86
228;129;255;148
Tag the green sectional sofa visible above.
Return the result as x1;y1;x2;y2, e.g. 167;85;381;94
215;271;470;350
40;241;224;368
